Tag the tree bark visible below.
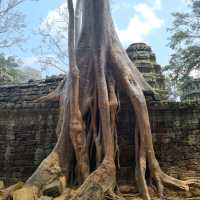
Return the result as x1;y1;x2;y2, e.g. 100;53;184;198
10;0;200;200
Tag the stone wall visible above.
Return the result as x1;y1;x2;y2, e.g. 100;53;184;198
0;77;199;185
0;77;61;184
150;101;200;178
117;93;200;184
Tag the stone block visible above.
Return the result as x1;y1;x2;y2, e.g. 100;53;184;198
12;186;34;200
42;180;62;197
0;181;4;190
53;188;75;200
39;196;53;200
0;76;200;187
190;187;200;197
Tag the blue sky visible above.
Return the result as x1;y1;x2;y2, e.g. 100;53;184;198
2;0;191;76
112;0;189;65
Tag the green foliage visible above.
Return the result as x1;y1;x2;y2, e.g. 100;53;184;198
165;46;200;81
166;0;200;84
0;54;41;85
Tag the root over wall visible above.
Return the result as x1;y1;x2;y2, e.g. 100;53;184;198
0;76;199;184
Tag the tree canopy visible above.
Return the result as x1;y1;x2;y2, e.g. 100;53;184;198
0;0;42;85
34;2;68;74
0;0;39;48
0;54;41;84
166;0;200;84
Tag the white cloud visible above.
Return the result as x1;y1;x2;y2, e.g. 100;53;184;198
41;0;78;30
73;0;77;6
154;0;161;9
41;0;78;36
180;0;192;4
20;56;43;76
190;70;200;78
20;55;65;77
112;2;132;13
21;56;38;67
40;2;68;34
42;0;163;47
116;1;164;46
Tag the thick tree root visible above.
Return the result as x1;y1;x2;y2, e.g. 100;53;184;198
33;77;66;103
26;152;62;190
0;182;24;200
109;31;200;200
72;159;116;200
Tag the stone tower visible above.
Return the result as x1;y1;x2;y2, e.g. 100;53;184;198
181;78;200;102
126;43;168;100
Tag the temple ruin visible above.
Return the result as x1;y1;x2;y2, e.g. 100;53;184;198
126;43;168;100
0;43;199;198
181;78;200;102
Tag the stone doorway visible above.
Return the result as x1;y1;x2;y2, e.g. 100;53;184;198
117;92;136;185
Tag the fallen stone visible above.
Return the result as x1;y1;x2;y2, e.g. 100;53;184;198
59;176;66;189
0;182;24;200
12;186;35;200
190;187;200;197
53;188;76;200
39;196;53;200
42;180;62;197
185;191;193;198
53;195;66;200
119;185;138;194
72;183;103;200
0;181;4;190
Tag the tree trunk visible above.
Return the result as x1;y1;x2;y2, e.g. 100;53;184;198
10;0;200;200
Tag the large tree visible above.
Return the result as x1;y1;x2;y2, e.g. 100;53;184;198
166;0;200;84
0;54;41;84
34;2;68;74
0;0;26;48
8;0;199;200
0;0;38;49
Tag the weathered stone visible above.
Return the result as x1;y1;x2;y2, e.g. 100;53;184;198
12;186;35;200
0;79;200;184
53;196;66;200
73;183;103;200
190;188;200;197
59;176;66;190
185;191;193;198
119;185;137;194
0;181;4;190
53;188;75;200
181;77;200;102
39;196;53;200
34;148;45;166
126;43;168;100
0;182;24;200
0;76;199;200
42;180;62;197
